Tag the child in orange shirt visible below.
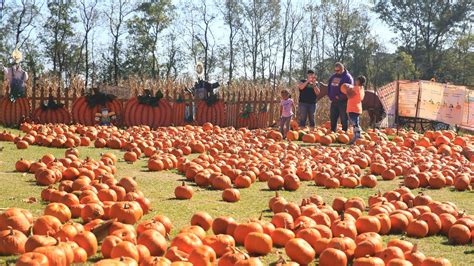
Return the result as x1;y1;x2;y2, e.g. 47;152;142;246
341;75;366;144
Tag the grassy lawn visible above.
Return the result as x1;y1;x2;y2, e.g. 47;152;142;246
0;125;473;265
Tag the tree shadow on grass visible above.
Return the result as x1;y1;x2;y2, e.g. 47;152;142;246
4;170;19;173
26;180;38;186
166;197;185;201
260;188;281;192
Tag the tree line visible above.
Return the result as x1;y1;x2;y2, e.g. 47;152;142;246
0;0;472;89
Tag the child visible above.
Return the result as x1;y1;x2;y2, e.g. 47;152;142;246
341;75;366;144
280;90;295;138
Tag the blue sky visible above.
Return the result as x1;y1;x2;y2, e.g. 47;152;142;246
2;0;399;77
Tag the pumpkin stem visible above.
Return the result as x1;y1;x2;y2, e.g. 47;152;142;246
340;210;345;221
182;181;186;186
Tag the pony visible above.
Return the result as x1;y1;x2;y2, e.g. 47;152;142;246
316;84;386;127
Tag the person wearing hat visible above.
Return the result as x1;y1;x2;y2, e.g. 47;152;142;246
1;48;28;102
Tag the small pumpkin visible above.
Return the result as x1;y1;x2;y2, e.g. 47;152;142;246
191;212;213;231
110;241;139;262
187;245;217;266
448;224;471;245
15;252;49;266
174;182;193;200
244;232;272;256
137;229;167;256
319;247;347;266
284;238;315;265
73;231;98;257
0;227;27;255
222;188;240;202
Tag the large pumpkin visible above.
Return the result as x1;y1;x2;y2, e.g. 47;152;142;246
172;97;187;126
123;90;172;128
32;97;71;124
0;96;30;127
71;90;122;126
195;97;225;126
256;107;269;128
236;105;258;129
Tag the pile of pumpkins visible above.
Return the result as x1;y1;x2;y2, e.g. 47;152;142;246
1;191;461;265
0;122;472;264
3;123;474;197
260;187;470;265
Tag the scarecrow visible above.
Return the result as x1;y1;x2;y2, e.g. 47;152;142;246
94;107;117;126
184;62;220;121
2;47;28;102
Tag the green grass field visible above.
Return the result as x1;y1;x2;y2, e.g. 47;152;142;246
0;125;473;265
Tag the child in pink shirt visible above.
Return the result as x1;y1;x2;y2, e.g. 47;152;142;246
280;90;295;138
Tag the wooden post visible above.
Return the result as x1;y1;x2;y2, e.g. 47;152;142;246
39;83;45;109
236;91;241;128
395;80;400;134
71;82;78;111
56;83;61;103
31;82;37;112
413;80;422;131
64;83;70;109
269;85;275;128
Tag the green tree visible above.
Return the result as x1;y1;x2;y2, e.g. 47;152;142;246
242;0;280;81
79;0;99;88
126;0;174;79
104;0;134;84
219;0;244;83
375;0;474;80
41;1;80;81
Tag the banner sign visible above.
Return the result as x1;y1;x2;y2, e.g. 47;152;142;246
461;89;474;130
418;81;466;125
377;80;473;129
398;81;420;117
375;81;397;128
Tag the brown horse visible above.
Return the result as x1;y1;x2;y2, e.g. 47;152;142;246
317;84;386;127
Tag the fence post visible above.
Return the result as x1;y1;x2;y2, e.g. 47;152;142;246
31;82;37;113
56;83;61;103
236;91;242;128
64;83;70;110
39;83;45;110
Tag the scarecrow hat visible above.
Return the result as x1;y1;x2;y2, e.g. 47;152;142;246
11;47;23;64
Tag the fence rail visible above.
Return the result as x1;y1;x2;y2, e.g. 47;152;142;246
1;78;285;128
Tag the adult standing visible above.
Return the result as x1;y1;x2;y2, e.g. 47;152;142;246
297;70;320;129
328;62;353;132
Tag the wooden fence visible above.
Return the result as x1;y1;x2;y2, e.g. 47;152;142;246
1;78;284;128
